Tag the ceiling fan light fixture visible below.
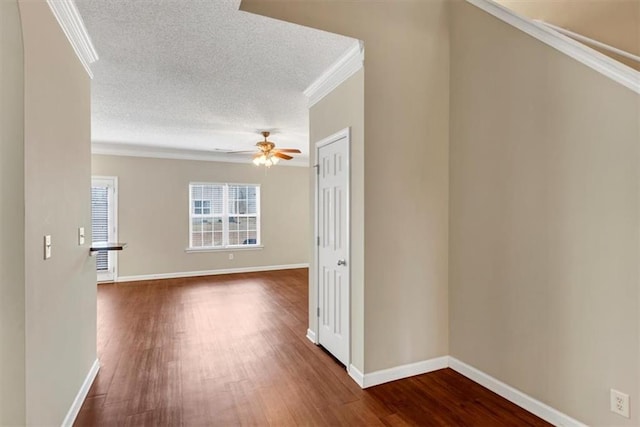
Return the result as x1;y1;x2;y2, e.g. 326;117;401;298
252;152;279;167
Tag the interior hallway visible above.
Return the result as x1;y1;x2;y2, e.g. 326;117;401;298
74;269;550;426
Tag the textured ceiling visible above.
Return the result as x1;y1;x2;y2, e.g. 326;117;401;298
75;0;357;159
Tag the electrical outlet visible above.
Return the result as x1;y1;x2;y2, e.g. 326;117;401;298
610;389;630;418
228;253;234;260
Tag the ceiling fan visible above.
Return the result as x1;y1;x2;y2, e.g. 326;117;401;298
249;131;301;167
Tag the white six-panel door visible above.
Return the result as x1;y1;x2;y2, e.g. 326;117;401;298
316;129;350;366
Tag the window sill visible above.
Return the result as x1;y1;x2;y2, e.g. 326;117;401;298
185;245;264;253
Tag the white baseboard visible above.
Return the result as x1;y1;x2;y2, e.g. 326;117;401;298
448;357;587;427
349;356;449;389
116;263;309;283
348;364;365;387
306;328;317;344
61;358;100;427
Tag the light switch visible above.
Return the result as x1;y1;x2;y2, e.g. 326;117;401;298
78;227;85;245
44;235;52;259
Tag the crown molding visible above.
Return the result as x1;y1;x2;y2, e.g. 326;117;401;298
92;141;310;167
466;0;640;95
304;40;364;108
47;0;98;79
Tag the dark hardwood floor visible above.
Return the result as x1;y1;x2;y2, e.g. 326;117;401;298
75;269;550;426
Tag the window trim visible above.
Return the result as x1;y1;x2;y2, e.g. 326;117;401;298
188;182;261;250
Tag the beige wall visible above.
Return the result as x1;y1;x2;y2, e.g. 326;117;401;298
0;0;25;424
309;69;365;371
450;2;640;425
20;1;97;424
240;0;450;373
496;0;640;70
92;155;309;278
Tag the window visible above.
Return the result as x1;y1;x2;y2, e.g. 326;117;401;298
189;183;260;249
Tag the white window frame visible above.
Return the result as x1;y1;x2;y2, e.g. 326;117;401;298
187;182;262;251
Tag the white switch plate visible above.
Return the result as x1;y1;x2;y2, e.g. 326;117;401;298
78;227;85;245
44;235;52;260
611;389;630;418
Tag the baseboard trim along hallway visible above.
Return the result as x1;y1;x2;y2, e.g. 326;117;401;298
344;355;585;426
116;263;309;283
306;328;317;344
62;358;100;427
348;356;449;389
448;357;587;427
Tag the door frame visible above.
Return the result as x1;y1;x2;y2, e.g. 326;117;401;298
313;127;351;367
92;175;119;282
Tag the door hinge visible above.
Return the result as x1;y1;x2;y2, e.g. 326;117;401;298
314;164;319;175
317;307;320;317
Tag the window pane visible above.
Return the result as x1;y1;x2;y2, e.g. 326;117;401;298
213;231;223;246
91;186;109;243
191;185;203;200
247;198;257;214
248;186;258;214
247;216;257;231
203;232;213;247
228;186;237;199
212;187;223;214
228;231;240;245
192;218;203;247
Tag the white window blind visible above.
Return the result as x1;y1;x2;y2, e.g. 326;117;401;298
91;186;109;271
189;183;260;249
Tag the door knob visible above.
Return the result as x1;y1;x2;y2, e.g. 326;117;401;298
337;259;347;266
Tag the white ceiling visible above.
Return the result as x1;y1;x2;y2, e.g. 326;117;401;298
75;0;357;161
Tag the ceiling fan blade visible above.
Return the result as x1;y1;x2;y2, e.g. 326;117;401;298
225;150;256;154
273;152;293;160
253;152;263;158
275;148;302;153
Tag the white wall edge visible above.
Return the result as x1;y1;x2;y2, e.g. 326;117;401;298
116;263;309;283
92;141;309;167
304;40;364;108
448;357;588;427
306;328;317;344
61;358;100;427
47;0;98;79
351;356;449;389
348;364;365;388
465;0;640;95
